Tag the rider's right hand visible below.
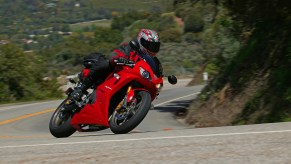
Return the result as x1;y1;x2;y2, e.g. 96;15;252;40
114;57;129;64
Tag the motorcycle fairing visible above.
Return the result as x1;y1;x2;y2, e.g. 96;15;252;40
70;58;162;130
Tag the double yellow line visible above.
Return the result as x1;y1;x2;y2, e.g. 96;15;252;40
0;109;55;126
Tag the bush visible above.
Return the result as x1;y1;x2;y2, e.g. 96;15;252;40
159;28;182;42
128;14;178;39
156;14;177;31
94;27;123;45
183;32;202;44
111;11;148;31
0;44;62;102
184;12;204;33
174;6;191;20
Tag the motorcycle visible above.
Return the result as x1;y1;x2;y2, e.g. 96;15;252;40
49;41;177;138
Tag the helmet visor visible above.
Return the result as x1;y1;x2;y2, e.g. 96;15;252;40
140;38;160;53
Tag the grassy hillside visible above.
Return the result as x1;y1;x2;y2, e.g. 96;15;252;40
78;0;170;11
70;19;112;31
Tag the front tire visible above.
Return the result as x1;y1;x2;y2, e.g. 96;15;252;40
49;98;76;138
109;91;151;134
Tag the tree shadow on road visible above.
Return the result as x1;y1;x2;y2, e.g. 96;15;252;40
154;99;193;118
154;100;192;113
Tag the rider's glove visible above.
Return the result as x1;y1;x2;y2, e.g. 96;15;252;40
71;86;84;101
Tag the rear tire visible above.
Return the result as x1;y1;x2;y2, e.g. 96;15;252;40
109;91;151;134
49;98;76;138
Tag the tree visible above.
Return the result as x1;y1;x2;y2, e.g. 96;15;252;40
0;44;61;102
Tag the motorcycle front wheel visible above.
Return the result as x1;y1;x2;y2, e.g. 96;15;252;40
109;91;151;134
49;98;76;138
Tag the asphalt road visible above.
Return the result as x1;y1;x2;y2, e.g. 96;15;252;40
0;79;291;163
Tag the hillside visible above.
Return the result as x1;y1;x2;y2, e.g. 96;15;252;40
0;0;235;103
0;0;173;102
0;0;170;42
184;0;291;127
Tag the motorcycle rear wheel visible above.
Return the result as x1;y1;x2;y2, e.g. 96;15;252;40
109;91;151;134
49;98;76;138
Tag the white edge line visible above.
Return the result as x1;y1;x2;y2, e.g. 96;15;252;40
155;92;200;107
1;129;291;149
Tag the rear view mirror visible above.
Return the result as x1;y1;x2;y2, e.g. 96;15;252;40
168;75;177;85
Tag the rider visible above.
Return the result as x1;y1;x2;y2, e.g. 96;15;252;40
71;28;163;100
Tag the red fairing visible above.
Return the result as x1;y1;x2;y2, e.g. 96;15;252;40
70;89;110;128
70;54;163;130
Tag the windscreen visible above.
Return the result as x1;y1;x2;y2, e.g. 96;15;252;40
140;54;162;77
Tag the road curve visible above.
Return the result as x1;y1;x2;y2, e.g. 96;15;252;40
0;79;291;163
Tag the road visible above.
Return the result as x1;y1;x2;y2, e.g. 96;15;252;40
0;79;291;163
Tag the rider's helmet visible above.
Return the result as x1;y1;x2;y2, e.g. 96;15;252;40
137;29;160;57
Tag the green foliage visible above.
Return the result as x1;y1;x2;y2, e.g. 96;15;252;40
204;0;291;124
0;0;169;50
175;0;216;24
128;13;178;38
159;28;182;42
174;6;186;19
38;26;124;77
205;62;219;77
0;44;62;102
111;11;148;31
183;32;202;44
173;0;187;6
156;13;177;31
184;12;204;33
94;27;123;45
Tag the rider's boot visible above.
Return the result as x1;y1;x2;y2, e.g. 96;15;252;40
71;77;93;100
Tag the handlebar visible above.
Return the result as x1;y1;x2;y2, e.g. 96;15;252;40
114;59;135;67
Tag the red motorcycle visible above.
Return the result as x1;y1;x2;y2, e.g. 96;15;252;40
49;42;177;138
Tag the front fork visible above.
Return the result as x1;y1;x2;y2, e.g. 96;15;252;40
116;86;133;111
116;86;152;112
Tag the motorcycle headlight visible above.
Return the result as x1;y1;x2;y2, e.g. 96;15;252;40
140;67;151;80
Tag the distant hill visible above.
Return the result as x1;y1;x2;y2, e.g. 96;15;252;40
0;0;170;37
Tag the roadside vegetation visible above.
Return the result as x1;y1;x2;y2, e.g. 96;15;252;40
184;0;291;126
0;0;170;102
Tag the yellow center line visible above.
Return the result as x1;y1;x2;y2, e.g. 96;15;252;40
0;109;55;126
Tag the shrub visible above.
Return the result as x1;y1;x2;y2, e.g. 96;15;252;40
184;12;204;33
156;14;177;31
111;11;148;31
159;28;182;42
183;32;202;44
94;27;123;45
174;7;188;20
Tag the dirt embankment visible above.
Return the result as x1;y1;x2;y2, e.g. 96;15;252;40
183;72;270;128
